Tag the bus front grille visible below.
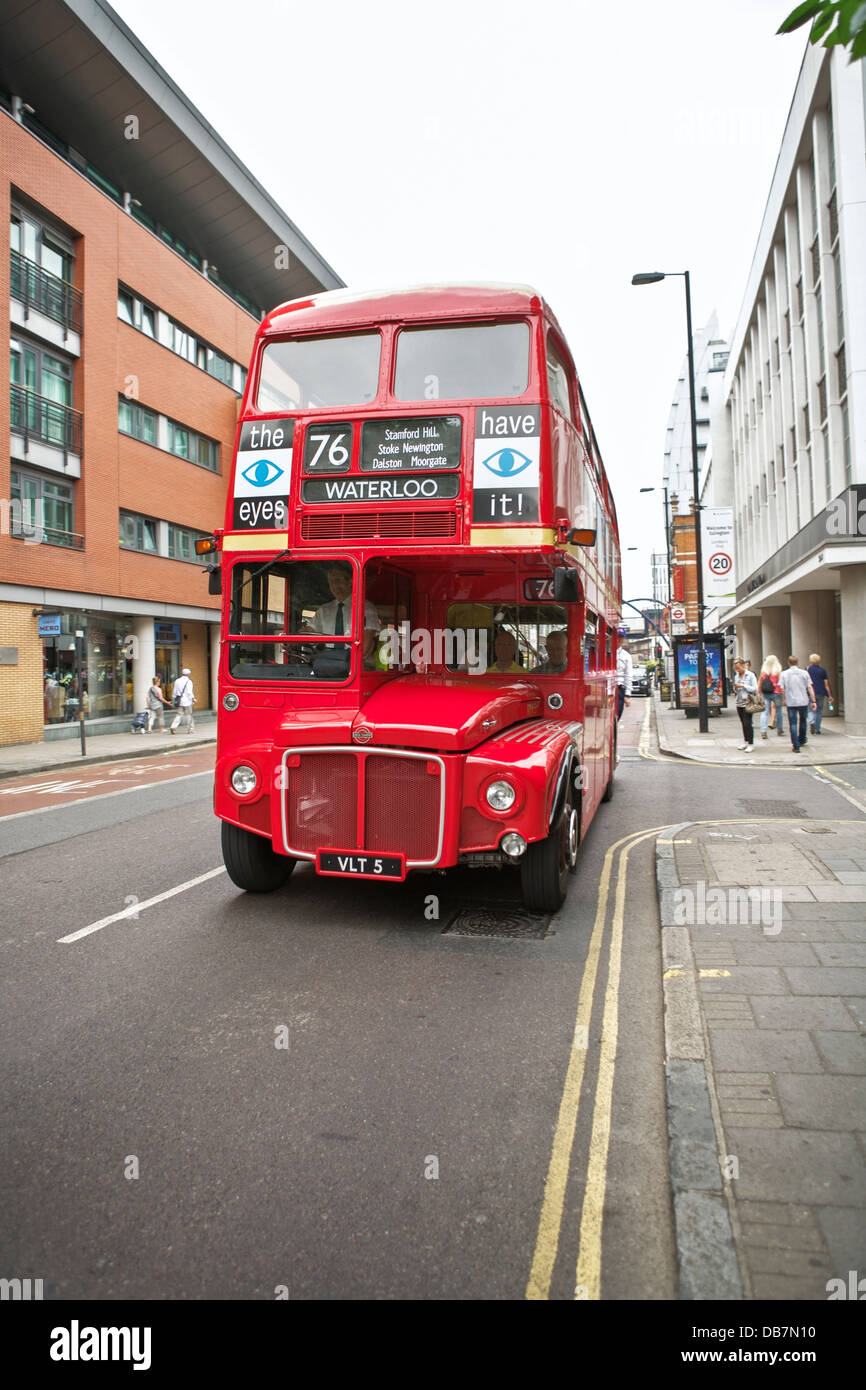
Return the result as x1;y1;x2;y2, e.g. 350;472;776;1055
364;755;441;861
300;510;457;541
282;750;443;864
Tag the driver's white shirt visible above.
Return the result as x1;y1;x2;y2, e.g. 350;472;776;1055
312;597;381;635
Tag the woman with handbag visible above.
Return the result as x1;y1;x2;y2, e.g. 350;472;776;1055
758;655;783;739
733;658;759;750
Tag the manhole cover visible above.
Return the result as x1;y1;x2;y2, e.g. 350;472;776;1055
736;799;810;817
443;905;551;939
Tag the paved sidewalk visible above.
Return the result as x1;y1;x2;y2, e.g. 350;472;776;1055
654;692;866;766
0;721;216;780
657;817;866;1299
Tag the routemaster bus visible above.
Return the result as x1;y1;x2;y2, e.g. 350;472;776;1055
199;284;621;912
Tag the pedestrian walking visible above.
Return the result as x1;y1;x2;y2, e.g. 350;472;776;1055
732;658;758;750
778;655;817;753
616;640;632;720
758;655;784;739
807;653;834;734
146;674;170;732
170;668;196;733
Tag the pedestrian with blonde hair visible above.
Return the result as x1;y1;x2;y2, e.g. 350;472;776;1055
758;654;784;739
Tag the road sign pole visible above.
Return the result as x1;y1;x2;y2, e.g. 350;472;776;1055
75;629;86;757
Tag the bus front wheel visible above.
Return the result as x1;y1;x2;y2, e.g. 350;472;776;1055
221;821;296;893
521;802;577;913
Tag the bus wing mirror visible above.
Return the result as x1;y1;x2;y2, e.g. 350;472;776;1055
207;566;222;595
553;568;579;603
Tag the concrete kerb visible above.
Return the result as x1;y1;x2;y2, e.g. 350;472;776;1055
656;820;745;1300
651;694;866;768
0;735;216;781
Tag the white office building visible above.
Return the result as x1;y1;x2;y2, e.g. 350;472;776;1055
651;552;669;606
663;311;731;511
717;44;866;733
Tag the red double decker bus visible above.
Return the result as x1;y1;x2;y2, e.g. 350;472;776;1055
203;284;621;911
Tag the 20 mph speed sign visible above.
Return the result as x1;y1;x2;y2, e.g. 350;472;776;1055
701;507;736;599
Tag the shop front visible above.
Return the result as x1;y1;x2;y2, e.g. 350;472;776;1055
154;621;181;694
40;611;133;725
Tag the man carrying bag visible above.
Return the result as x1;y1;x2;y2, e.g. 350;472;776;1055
170;668;196;734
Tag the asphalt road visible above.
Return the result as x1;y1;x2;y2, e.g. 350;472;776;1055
1;703;861;1300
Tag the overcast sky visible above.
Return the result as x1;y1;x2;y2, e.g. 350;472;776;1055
113;0;806;604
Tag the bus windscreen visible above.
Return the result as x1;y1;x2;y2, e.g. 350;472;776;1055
393;322;529;401
257;332;381;411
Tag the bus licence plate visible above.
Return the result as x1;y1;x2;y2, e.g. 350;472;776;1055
317;851;406;880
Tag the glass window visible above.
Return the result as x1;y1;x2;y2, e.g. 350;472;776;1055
170;424;189;459
119;510;158;554
118;398;157;444
546;339;574;421
11;468;75;545
205;347;232;385
197;435;218;471
118;289;134;324
258;333;381;412
228;559;370;682
394;322;529;402
444;602;568;675
167;525;204;562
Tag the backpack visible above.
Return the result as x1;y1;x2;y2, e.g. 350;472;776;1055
760;675;774;695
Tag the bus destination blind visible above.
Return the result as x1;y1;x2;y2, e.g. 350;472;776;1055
360;416;462;472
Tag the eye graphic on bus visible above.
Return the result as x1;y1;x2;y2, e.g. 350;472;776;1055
241;458;284;487
481;448;532;479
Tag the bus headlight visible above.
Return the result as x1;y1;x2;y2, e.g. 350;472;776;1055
486;780;516;811
501;832;526;858
231;764;258;796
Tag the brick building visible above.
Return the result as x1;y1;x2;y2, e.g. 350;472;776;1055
0;0;341;746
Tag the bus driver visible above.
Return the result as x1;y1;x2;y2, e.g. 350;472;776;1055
301;560;380;662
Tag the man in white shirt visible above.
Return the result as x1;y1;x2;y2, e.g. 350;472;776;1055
305;561;380;662
616;641;633;720
170;668;196;733
778;655;816;753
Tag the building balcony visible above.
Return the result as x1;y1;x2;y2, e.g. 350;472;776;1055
9;519;85;550
10;251;83;354
10;386;83;475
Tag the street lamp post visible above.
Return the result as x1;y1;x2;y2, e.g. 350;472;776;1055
632;270;709;734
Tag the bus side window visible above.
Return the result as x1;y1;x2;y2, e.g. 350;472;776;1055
546;337;575;422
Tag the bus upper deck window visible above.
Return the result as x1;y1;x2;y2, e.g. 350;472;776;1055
258;333;381;411
393;322;529;402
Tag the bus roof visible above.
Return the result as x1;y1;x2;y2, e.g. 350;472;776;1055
260;282;563;337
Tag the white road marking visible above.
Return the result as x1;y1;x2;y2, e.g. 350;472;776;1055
58;866;227;943
0;770;212;824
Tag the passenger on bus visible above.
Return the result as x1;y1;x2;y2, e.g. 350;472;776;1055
533;630;568;674
487;630;524;674
301;561;381;660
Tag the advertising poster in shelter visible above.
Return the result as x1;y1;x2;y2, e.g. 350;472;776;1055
674;635;727;709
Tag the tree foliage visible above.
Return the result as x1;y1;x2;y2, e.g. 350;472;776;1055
778;0;866;60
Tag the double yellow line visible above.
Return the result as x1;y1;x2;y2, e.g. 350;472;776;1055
525;820;672;1300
